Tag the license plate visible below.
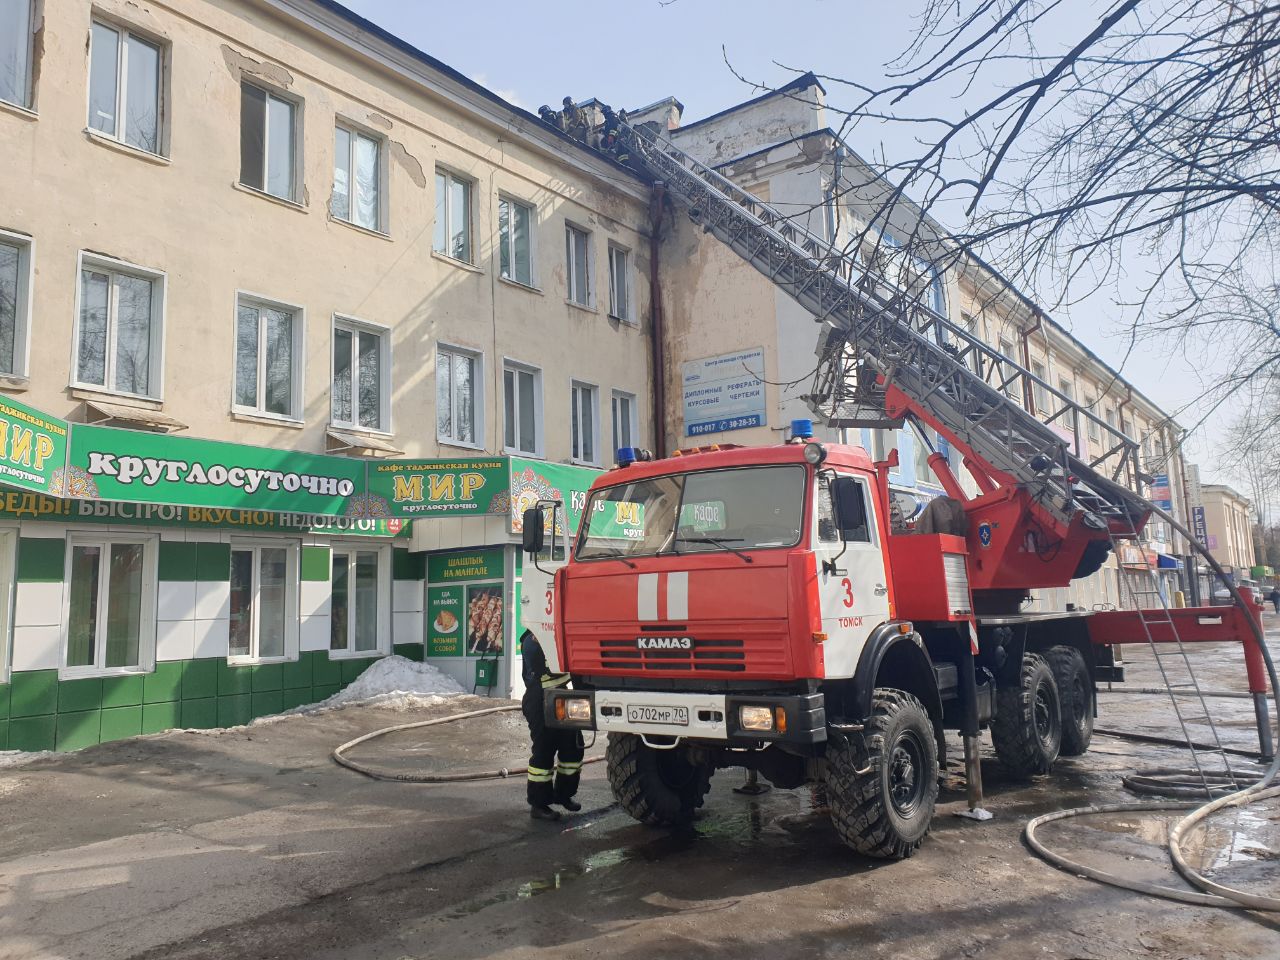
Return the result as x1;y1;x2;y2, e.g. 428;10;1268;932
626;704;689;726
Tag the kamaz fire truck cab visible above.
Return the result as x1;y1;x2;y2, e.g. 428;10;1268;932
519;422;1087;859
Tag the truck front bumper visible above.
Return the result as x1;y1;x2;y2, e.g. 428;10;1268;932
545;688;826;745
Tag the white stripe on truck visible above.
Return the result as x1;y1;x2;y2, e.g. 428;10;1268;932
637;573;659;621
667;571;689;620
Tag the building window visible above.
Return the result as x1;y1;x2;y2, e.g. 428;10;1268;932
1085;394;1100;441
608;245;631;320
235;294;301;419
229;541;297;662
0;0;34;109
566;224;592;306
330;545;388;657
434;170;473;263
1030;361;1050;413
0;232;32;377
612;390;636;452
88;20;163;155
437;346;480;446
332;124;383;232
64;534;156;676
498;197;534;285
503;361;541;456
239;81;297;201
996;337;1017;399
76;256;164;398
332;318;388;431
571;381;598;464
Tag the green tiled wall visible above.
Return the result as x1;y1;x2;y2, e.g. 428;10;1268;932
0;651;388;752
17;537;66;583
301;546;331;581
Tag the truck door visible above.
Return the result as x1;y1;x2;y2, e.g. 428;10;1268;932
814;471;891;679
518;500;570;673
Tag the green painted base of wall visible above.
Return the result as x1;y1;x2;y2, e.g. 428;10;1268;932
0;647;418;752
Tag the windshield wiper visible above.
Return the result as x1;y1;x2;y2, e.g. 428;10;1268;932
674;536;753;563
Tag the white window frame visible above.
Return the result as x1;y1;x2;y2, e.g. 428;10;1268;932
1;0;35;111
434;168;474;264
232;290;305;422
332;120;387;233
72;252;166;401
498;194;536;287
1029;360;1050;414
436;343;484;449
607;243;632;321
565;223;594;308
327;542;391;660
238;79;302;203
227;538;300;665
0;228;34;379
1085;394;1101;441
503;358;543;458
86;16;167;156
611;389;638;453
60;532;158;679
570;379;600;466
331;315;391;434
0;525;15;683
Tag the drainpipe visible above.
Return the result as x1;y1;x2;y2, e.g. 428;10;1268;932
1020;309;1043;414
1116;384;1134;486
648;183;668;458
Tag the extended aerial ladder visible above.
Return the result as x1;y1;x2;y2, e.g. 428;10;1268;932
589;113;1274;766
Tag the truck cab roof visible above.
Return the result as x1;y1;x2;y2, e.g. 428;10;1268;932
591;441;875;491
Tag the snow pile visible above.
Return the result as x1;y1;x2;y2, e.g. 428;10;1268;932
281;655;467;716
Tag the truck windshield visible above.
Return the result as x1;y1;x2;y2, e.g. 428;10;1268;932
576;465;806;560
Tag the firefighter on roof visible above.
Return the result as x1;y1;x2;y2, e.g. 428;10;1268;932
522;631;585;821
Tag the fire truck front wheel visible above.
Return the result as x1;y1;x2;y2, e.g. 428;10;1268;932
826;688;939;860
606;733;714;827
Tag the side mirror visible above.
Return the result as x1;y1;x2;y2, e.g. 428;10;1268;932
522;507;546;554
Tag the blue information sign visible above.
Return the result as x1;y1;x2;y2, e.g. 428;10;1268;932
682;348;767;437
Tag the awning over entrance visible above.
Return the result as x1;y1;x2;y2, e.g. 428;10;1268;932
83;399;189;434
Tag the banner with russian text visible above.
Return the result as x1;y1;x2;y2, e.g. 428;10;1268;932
0;396;69;495
366;459;508;518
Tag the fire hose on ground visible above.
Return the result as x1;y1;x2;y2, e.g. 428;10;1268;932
332;703;602;783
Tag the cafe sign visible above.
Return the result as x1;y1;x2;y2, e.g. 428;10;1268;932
366;459;508;518
0;396;69;495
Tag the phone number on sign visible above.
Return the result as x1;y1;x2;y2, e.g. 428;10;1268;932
688;415;763;436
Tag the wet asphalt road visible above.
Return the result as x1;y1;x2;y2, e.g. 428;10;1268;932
2;633;1279;959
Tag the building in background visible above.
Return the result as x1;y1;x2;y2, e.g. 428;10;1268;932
0;0;660;750
633;74;1190;612
1198;482;1257;584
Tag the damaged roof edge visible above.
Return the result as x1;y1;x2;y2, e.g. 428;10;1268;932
696;125;1179;430
283;0;646;186
673;71;827;135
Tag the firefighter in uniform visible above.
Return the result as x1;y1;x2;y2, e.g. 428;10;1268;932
522;631;585;821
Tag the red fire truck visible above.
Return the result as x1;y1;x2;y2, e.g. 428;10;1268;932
513;113;1268;859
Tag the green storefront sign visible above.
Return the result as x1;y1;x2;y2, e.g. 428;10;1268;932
367;459;508;518
507;457;600;538
68;424;366;515
0;396;69;494
427;548;506;657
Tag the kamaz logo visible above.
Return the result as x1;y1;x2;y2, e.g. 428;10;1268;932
635;636;694;651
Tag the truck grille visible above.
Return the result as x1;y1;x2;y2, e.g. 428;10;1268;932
597;638;747;672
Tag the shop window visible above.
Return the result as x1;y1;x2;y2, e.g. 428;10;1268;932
63;534;157;677
498;196;534;286
76;254;165;399
229;541;298;663
239;81;299;202
0;230;32;377
1;0;34;109
437;345;480;447
330;545;389;657
571;380;598;464
332;123;384;232
565;223;592;307
88;19;164;155
434;169;473;263
235;293;302;419
611;390;636;452
332;317;389;431
503;360;541;456
607;244;631;321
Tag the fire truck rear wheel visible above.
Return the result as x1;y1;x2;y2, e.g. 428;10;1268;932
1047;645;1093;756
826;688;938;860
992;652;1062;777
606;733;713;827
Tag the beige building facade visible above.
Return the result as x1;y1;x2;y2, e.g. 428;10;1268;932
1199;483;1255;574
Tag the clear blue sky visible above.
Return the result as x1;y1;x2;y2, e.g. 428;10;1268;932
342;0;1227;476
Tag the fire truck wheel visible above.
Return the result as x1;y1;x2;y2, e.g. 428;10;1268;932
606;733;713;827
992;652;1062;777
1047;645;1093;756
826;688;938;859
